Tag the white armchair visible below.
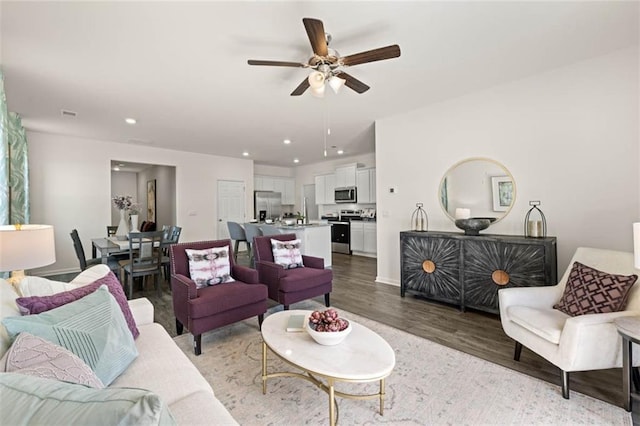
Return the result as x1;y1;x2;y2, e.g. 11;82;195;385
499;247;640;399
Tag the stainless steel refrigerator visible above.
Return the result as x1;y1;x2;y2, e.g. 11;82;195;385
254;191;283;221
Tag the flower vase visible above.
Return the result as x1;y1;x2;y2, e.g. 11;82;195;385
130;214;139;233
115;209;129;239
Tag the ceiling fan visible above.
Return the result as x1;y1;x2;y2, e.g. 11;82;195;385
247;18;401;96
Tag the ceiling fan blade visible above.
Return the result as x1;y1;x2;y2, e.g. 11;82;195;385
248;59;307;67
303;18;328;57
340;44;401;67
335;72;370;94
290;78;310;96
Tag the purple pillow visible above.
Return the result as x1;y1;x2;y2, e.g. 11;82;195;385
15;272;140;339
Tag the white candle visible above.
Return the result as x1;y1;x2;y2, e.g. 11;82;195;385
455;208;471;219
528;220;542;237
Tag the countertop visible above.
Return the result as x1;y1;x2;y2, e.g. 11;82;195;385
274;223;330;229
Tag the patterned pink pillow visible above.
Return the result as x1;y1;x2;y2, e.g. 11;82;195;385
271;239;304;269
185;246;235;289
554;261;638;316
3;332;104;388
15;272;139;339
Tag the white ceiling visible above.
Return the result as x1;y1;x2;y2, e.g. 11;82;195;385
2;1;638;167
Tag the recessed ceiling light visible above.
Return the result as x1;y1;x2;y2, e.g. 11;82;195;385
293;158;299;163
283;139;291;145
113;167;120;171
337;150;344;155
125;118;137;125
242;151;249;157
118;163;125;167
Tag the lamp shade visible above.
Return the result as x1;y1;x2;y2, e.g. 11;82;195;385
328;76;346;94
0;225;56;272
634;222;640;269
308;71;325;89
310;85;325;98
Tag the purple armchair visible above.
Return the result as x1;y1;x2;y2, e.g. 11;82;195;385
253;233;332;310
169;240;268;355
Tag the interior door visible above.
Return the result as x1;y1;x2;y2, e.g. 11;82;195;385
217;180;245;240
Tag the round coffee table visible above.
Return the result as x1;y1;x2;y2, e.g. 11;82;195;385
261;309;395;426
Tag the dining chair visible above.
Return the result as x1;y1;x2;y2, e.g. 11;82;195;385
227;221;248;263
243;223;263;267
120;230;165;299
161;226;182;280
70;229;121;279
106;226;118;237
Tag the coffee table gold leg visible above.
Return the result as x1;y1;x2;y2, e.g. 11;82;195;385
380;378;385;415
329;378;336;426
262;341;267;395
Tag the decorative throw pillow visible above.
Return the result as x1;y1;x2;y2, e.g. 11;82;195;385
3;332;104;388
554;261;638;316
15;271;140;339
271;239;304;269
185;246;235;289
2;286;138;386
0;373;176;425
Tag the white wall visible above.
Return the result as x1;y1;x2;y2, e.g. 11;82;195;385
137;165;176;230
376;47;639;285
110;171;137;226
28;132;254;275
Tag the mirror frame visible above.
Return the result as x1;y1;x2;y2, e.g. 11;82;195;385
438;157;517;224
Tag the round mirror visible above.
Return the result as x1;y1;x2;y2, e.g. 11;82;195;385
439;157;516;224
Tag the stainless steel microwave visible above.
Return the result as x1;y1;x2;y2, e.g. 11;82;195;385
335;187;357;203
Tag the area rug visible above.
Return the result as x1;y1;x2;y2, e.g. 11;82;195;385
173;301;631;425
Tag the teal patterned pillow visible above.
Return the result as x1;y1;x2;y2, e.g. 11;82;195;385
0;373;176;425
2;286;138;386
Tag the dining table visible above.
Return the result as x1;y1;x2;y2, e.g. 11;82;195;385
91;236;161;264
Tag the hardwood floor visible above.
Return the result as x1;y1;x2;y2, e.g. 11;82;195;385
56;251;638;422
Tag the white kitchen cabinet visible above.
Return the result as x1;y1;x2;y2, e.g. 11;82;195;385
335;164;357;188
356;168;376;203
363;222;377;254
324;174;336;204
283;179;295;205
350;222;364;252
314;173;337;205
350;221;376;256
254;176;295;205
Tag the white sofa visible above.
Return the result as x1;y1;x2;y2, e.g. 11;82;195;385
0;265;238;425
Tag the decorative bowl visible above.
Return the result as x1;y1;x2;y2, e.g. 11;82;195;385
305;318;352;346
454;217;496;236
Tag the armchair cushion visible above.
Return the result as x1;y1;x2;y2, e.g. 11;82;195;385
190;282;267;319
271;238;304;269
185;246;235;289
553;261;637;316
508;306;569;344
279;267;333;293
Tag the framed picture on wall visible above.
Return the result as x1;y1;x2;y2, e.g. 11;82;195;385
147;179;156;222
491;176;513;212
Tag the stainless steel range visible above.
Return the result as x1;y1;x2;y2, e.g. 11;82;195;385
322;210;363;254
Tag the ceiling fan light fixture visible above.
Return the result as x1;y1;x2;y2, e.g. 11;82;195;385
310;85;325;98
308;70;325;89
328;76;346;94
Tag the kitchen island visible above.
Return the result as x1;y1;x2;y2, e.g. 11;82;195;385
274;223;332;268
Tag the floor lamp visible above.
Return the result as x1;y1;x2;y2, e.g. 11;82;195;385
0;224;56;285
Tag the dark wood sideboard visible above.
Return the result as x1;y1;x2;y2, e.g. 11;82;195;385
400;231;557;314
